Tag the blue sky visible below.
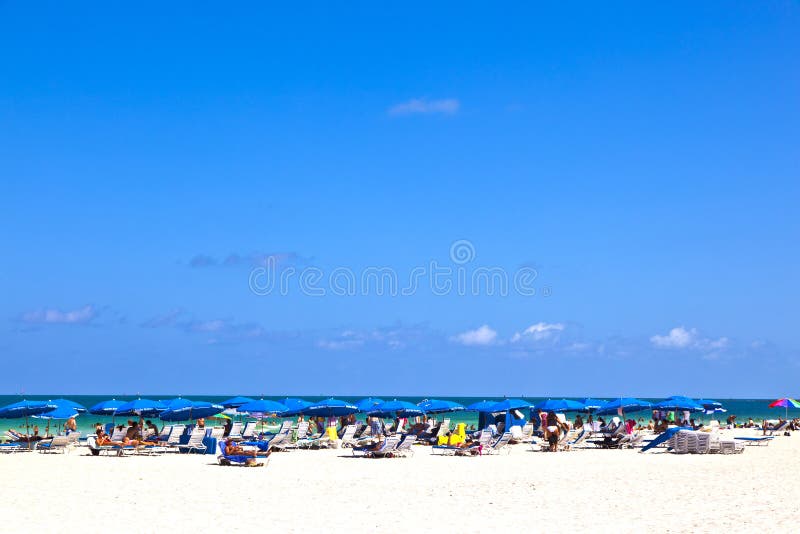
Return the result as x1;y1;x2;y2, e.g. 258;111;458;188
1;1;798;397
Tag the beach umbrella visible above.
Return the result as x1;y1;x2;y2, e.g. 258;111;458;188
768;398;800;420
489;399;533;412
0;400;59;442
595;398;652;416
653;397;705;412
160;398;193;410
115;398;166;417
33;406;80;420
237;399;289;415
220;396;257;408
302;398;359;417
370;400;425;418
48;398;86;413
88;399;125;415
281;398;312;413
466;400;499;412
355;397;386;412
577;398;607;411
695;398;726;414
159;402;225;422
534;399;586;412
417;399;466;414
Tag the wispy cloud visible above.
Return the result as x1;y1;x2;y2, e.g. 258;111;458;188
388;98;460;116
20;305;97;325
187;252;305;269
141;310;265;343
511;322;565;343
452;325;497;346
650;326;728;352
317;325;431;351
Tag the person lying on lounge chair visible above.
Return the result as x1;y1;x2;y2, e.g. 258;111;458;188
224;439;271;458
96;429;125;447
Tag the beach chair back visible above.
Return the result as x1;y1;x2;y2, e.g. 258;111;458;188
167;425;186;445
158;426;173;441
110;427;126;441
296;421;309;440
229;421;243;439
378;435;401;453
397;434;417;451
184;427;205;448
340;424;357;443
491;432;512;452
67;432;81;444
242;421;257;439
209;427;224;440
278;420;292;434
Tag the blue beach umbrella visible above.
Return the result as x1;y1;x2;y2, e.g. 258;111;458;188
595;397;652;415
281;398;312;413
48;398;86;413
237;399;289;415
577;398;608;411
303;398;359;417
534;399;586;412
115;398;166;417
355;398;386;412
370;400;425;418
417;399;466;414
695;399;726;413
653;397;704;412
466;400;499;412
0;400;58;418
160;402;225;422
88;399;125;415
220;396;257;408
33;406;80;420
490;399;533;412
160;398;193;410
0;400;59;440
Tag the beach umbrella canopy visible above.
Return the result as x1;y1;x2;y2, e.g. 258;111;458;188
694;399;726;414
417;399;466;414
303;398;359;417
237;399;288;415
769;398;800;419
160;402;225;422
370;400;425;418
489;399;533;412
33;406;81;420
220;396;257;408
48;398;86;413
0;400;58;418
534;399;586;412
355;397;386;412
653;397;705;412
281;398;312;412
115;398;166;417
595;397;652;415
466;400;499;412
88;399;125;415
578;398;608;411
160;398;194;410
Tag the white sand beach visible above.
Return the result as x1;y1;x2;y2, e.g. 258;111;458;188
2;429;798;533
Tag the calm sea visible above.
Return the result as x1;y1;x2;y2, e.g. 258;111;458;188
0;395;789;435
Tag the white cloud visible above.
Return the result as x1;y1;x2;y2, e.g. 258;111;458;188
388;98;460;116
511;322;565;343
650;326;696;348
650;326;728;352
452;325;497;346
21;305;96;325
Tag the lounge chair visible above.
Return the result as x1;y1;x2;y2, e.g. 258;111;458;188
228;421;244;440
242;421;258;440
177;427;207;454
339;424;358;448
86;435;136;456
216;441;268;467
733;436;773;446
352;436;401;458
394;435;417;457
482;432;512;455
764;421;789;436
36;435;71;454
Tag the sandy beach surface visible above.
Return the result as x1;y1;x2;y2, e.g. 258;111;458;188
2;430;798;533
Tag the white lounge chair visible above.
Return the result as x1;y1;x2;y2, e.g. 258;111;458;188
242;421;258;440
352;436;401;457
177;428;207;454
394;435;417;457
228;421;244;440
36;435;71;453
339;424;358;448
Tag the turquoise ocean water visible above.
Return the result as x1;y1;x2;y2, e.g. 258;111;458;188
0;396;791;435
